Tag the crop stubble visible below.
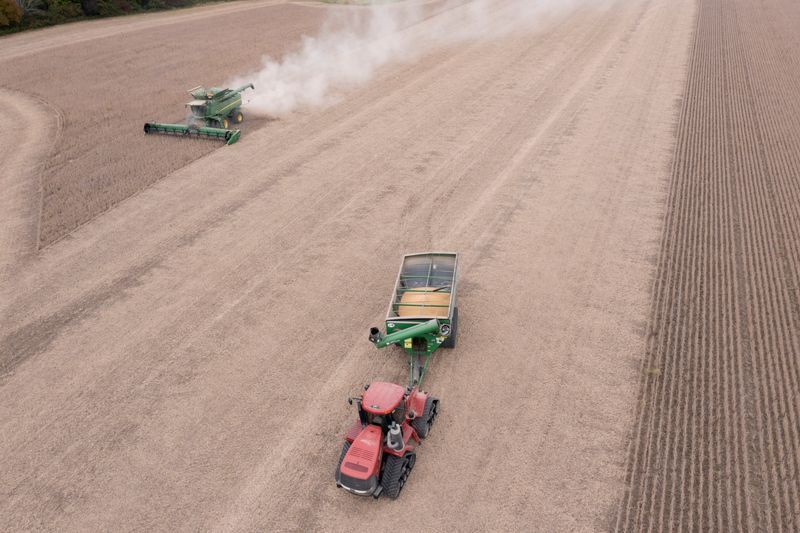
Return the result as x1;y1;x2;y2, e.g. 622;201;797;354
616;0;800;530
0;2;325;247
0;0;701;531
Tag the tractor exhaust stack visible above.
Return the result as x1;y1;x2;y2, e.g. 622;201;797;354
386;422;404;451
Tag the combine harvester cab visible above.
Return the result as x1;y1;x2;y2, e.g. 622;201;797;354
143;83;254;146
186;84;254;129
336;252;457;499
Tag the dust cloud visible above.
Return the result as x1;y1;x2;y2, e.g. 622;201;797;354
230;0;605;116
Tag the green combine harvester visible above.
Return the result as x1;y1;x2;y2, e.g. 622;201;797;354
144;83;254;146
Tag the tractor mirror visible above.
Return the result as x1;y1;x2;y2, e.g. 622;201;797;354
348;398;353;405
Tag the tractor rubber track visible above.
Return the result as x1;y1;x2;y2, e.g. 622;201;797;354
616;0;800;530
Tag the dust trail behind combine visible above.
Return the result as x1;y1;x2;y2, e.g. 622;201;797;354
234;0;608;116
616;0;800;530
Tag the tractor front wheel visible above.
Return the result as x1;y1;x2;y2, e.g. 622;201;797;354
411;396;439;439
219;118;229;129
381;451;416;499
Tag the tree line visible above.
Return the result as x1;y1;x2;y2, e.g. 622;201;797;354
2;0;221;31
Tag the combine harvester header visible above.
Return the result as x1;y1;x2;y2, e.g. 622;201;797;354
143;83;254;146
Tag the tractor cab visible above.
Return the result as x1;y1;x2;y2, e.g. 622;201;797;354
358;382;407;430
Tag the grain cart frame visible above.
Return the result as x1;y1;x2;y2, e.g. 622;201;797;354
336;253;457;499
369;252;459;387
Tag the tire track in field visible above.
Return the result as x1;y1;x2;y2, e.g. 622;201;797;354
616;0;800;530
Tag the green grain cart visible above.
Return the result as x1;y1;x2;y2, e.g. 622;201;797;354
368;252;459;387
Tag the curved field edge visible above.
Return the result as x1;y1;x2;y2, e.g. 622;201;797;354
0;88;60;280
0;0;232;37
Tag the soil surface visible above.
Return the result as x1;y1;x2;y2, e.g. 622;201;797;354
0;89;57;279
0;0;325;247
616;0;800;530
0;0;697;531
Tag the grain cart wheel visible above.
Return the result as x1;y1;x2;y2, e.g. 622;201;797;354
381;452;416;499
233;111;244;124
441;307;458;349
411;396;439;439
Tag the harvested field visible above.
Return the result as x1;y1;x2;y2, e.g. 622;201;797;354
0;1;325;247
0;88;57;278
0;0;739;530
616;0;800;530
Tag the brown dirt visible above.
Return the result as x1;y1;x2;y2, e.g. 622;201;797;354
615;0;800;530
0;88;58;280
0;0;325;247
0;0;695;531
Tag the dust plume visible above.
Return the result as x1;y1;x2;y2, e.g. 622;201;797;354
230;0;603;116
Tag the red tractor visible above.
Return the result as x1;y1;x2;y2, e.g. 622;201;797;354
335;381;439;498
335;253;456;499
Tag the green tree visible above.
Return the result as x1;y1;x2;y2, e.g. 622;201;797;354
0;0;22;27
80;0;97;15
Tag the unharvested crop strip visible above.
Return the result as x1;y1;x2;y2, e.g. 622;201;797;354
616;0;800;530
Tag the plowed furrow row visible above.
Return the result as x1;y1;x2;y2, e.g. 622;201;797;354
616;0;800;530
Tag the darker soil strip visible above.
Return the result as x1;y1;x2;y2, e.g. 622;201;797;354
615;0;800;530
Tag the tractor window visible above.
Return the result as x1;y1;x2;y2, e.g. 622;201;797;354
190;105;205;117
366;413;385;428
392;405;406;424
365;405;406;428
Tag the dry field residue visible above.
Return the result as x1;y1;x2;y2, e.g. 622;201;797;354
0;3;325;247
0;0;696;530
616;0;800;530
